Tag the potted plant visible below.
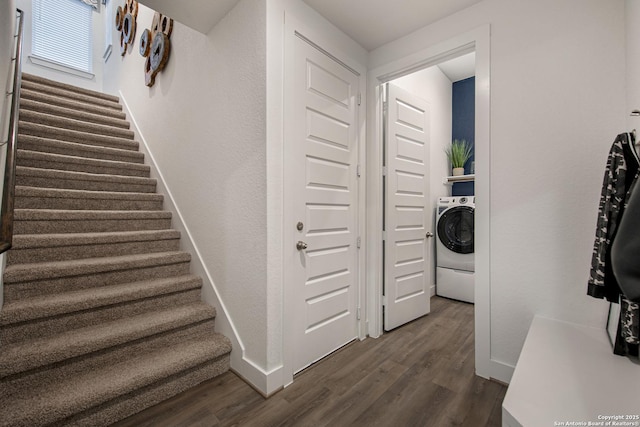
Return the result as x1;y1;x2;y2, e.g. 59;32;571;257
445;139;472;176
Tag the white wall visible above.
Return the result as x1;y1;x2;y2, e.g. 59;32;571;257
102;0;271;383
627;0;640;130
370;0;626;370
15;0;104;91
391;66;453;292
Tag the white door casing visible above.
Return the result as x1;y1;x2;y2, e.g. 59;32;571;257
384;83;431;331
288;34;361;374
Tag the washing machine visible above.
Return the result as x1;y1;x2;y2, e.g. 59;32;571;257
436;196;475;303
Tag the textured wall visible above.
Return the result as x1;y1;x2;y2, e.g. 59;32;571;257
103;0;269;369
370;0;626;369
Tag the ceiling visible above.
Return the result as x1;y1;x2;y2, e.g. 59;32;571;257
138;0;240;34
141;0;484;51
437;52;476;82
301;0;485;51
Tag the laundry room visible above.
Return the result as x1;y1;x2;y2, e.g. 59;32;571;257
389;52;476;302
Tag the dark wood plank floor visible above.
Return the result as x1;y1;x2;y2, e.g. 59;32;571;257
113;297;506;427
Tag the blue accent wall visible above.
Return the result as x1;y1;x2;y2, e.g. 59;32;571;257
451;77;475;196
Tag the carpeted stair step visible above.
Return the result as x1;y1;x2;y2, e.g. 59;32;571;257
20;110;135;140
7;229;181;265
16;166;157;193
18;135;144;164
0;329;231;427
0;275;203;344
21;79;122;111
22;73;121;103
17;150;150;177
13;209;173;234
3;251;192;300
19;121;139;151
15;186;163;211
0;302;216;378
20;88;126;120
20;98;130;129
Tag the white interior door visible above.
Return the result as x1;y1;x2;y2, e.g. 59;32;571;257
384;83;431;331
290;35;360;373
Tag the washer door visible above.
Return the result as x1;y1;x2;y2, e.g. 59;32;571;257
437;206;474;254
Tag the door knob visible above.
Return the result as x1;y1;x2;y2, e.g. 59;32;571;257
296;241;308;251
426;232;434;238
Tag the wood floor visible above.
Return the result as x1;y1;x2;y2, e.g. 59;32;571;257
113;297;506;427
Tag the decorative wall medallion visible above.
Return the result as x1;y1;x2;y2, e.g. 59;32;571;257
115;0;138;56
139;12;173;87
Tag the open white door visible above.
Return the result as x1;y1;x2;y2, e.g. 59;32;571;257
384;83;431;331
289;34;360;373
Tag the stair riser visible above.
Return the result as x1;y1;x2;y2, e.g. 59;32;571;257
22;74;120;103
15;196;163;211
5;261;191;301
21;80;122;111
14;216;172;234
19;122;139;152
2;321;218;395
20;110;135;140
7;236;180;265
17;155;150;178
0;288;202;345
16;174;157;194
17;137;144;164
20;90;125;120
67;357;230;427
20;99;130;129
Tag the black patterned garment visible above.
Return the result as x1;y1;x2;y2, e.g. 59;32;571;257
588;133;639;301
588;133;640;356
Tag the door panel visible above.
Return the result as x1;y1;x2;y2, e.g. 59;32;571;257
291;36;360;373
384;83;431;331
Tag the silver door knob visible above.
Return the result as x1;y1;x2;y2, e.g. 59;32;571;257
296;241;308;250
426;232;434;238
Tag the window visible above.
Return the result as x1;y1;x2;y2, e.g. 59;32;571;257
32;0;93;74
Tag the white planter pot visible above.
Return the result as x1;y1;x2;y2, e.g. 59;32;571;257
452;167;465;176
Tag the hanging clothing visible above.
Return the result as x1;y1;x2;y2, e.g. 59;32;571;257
588;133;639;301
588;133;639;356
612;171;640;303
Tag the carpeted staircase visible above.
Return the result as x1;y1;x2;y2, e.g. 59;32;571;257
0;73;232;427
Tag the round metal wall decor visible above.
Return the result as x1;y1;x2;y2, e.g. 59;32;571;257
139;11;173;87
116;0;138;56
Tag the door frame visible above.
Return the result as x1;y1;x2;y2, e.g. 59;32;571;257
366;25;499;381
282;15;368;387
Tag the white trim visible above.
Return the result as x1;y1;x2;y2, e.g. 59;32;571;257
119;93;282;396
28;55;95;79
282;13;368;387
366;25;501;380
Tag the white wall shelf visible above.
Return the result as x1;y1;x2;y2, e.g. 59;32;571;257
443;173;475;184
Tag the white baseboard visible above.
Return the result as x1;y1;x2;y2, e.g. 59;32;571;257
118;93;281;396
487;358;515;384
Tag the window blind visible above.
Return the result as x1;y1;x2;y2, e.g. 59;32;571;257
32;0;93;73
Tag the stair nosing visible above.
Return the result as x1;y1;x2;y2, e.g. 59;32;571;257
0;274;203;325
19;110;135;139
3;251;191;284
17;149;150;172
16;166;156;185
0;302;217;377
19;98;130;129
18;134;144;162
22;73;121;103
1;332;231;427
19;88;126;118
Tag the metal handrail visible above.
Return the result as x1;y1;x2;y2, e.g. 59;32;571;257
0;9;25;255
